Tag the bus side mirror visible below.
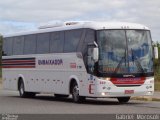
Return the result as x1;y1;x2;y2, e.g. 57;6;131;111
93;48;99;62
154;47;158;59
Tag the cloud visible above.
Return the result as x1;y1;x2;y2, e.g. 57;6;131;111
0;21;36;35
0;0;129;22
0;0;160;41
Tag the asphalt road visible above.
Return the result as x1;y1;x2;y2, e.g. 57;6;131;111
0;89;160;114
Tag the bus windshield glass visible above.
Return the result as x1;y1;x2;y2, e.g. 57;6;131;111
97;30;153;75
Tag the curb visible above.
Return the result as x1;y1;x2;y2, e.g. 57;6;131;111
131;96;160;102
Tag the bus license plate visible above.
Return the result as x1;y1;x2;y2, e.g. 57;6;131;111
125;90;134;94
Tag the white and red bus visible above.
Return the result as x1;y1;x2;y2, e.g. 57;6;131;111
2;21;154;103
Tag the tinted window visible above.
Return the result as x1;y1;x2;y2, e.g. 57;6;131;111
64;29;82;52
78;29;95;54
50;32;64;53
85;29;95;43
3;37;13;56
37;33;50;54
13;36;24;55
24;34;37;54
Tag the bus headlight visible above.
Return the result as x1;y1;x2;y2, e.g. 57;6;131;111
105;78;111;81
101;92;106;96
101;92;108;96
99;77;111;81
147;91;153;94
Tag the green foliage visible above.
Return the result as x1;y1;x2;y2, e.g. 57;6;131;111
155;82;160;91
153;42;160;91
154;60;160;92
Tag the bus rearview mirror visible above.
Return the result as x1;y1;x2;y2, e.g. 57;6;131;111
93;48;99;62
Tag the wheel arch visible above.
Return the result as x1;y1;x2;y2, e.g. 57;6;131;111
17;74;26;91
69;75;80;94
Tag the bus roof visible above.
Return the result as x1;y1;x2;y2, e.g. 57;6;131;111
4;21;150;37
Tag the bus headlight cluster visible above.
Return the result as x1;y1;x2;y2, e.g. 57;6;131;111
107;87;111;90
102;87;111;90
98;77;111;81
146;85;152;89
105;78;111;81
150;80;154;83
101;92;107;96
147;91;153;94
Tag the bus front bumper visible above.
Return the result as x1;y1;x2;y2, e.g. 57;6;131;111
87;77;154;98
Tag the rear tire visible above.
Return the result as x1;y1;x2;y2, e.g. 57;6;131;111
117;97;130;103
19;80;35;98
19;80;27;98
71;82;85;103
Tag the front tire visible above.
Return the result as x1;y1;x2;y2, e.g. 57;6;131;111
71;82;85;103
117;97;130;103
19;80;35;98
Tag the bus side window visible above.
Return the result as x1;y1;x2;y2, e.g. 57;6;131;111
50;32;64;53
3;37;13;56
13;36;24;55
83;29;95;70
24;34;37;55
85;29;95;43
36;33;50;54
64;29;82;52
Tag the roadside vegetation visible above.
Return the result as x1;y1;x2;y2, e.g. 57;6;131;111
154;65;160;91
154;42;160;91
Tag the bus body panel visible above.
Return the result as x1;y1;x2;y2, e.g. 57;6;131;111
2;53;88;95
2;57;155;98
2;53;154;97
95;77;154;97
2;21;154;100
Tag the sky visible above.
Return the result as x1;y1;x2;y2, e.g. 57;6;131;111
0;0;160;42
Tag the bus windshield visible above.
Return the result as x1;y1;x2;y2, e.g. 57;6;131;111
97;30;153;76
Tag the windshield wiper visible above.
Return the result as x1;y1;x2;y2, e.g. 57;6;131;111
135;59;145;73
131;49;145;73
114;51;127;73
114;56;125;73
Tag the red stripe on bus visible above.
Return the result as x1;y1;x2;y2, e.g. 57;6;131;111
2;60;35;63
111;77;145;85
2;62;35;65
2;66;35;68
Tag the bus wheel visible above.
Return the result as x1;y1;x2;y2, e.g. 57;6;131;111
117;97;130;103
54;94;69;98
71;82;85;103
19;80;36;98
19;80;27;98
